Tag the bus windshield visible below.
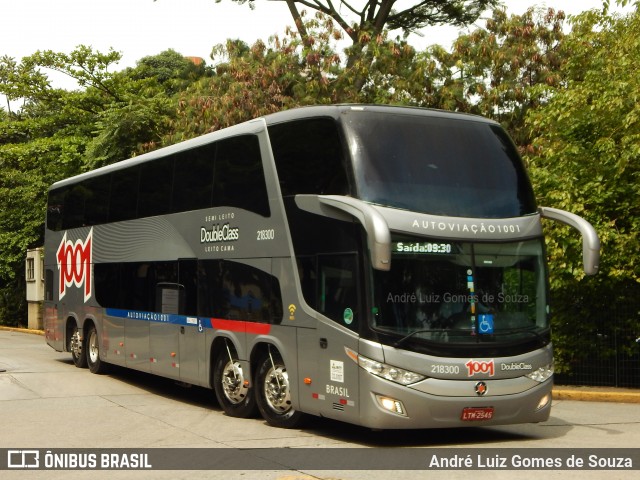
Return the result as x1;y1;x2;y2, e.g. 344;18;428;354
371;236;548;350
343;110;537;218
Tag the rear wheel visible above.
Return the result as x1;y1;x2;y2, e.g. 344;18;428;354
213;343;257;418
86;324;108;374
255;348;304;428
69;324;87;369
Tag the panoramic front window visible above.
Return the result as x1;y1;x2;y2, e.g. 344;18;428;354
371;236;548;349
343;111;537;218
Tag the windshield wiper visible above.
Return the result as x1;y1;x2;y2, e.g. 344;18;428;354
492;326;548;343
392;329;447;348
391;326;548;349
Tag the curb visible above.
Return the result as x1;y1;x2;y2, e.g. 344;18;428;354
552;386;640;404
0;326;44;336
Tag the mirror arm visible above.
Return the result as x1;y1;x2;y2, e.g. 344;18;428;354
295;195;391;271
539;206;600;275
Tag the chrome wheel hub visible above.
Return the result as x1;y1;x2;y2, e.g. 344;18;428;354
222;360;249;404
264;365;292;413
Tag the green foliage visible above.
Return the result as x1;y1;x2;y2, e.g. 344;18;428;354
84;94;175;169
414;7;568;147
214;0;498;92
160;14;346;143
526;8;640;372
1;5;638;380
126;49;208;95
0;46;205;325
217;0;498;42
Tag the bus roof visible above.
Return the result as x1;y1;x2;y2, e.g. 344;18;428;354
49;104;498;190
262;104;498;126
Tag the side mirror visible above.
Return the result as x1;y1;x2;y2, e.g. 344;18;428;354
539;206;600;275
295;195;391;271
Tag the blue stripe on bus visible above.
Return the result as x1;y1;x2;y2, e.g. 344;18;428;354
105;308;211;329
103;309;272;335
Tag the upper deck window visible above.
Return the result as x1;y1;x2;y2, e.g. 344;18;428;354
343;111;537;218
268;118;350;197
47;134;270;231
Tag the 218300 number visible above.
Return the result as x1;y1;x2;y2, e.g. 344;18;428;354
257;229;275;240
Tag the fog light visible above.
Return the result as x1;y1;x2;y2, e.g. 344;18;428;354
375;395;407;416
536;393;551;411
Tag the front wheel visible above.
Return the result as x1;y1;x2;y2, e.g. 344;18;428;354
255;349;304;428
213;345;257;418
86;324;108;374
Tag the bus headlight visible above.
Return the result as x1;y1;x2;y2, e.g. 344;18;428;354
526;363;554;383
345;347;425;385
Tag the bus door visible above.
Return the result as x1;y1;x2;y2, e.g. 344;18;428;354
177;259;203;385
296;253;361;422
147;259;202;383
150;281;182;379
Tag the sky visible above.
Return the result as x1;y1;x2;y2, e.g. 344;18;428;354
0;0;634;92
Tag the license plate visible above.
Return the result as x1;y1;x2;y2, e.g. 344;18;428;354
461;407;494;421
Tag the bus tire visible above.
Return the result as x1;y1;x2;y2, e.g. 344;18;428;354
213;347;257;418
70;324;87;369
86;324;108;374
255;349;304;429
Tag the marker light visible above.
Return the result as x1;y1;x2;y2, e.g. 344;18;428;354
345;347;426;386
526;363;554;383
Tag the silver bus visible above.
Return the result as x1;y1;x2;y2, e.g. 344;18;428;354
44;105;599;429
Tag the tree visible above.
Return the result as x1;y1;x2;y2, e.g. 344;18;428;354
526;7;640;373
158;14;346;143
0;46;206;325
222;0;496;41
410;7;568;148
206;0;498;91
84;51;208;168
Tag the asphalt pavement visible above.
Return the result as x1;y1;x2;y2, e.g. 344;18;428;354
2;325;639;404
1;326;640;480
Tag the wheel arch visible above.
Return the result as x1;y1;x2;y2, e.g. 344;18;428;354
209;334;241;389
251;339;305;427
249;339;296;402
249;337;294;367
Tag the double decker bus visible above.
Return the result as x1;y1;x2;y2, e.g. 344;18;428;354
44;105;599;429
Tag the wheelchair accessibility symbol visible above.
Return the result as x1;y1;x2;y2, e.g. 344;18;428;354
478;314;494;334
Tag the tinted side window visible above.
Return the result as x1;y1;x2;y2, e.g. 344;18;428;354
318;254;359;331
109;166;140;222
62;184;87;230
95;261;185;313
57;178;109;230
47;187;66;231
47;134;269;231
213;135;270;217
83;176;110;226
138;157;173;218
285;199;362;332
96;259;282;323
268;118;350;197
198;260;283;324
172;145;216;212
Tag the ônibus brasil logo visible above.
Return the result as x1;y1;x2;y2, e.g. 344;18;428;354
57;228;93;302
